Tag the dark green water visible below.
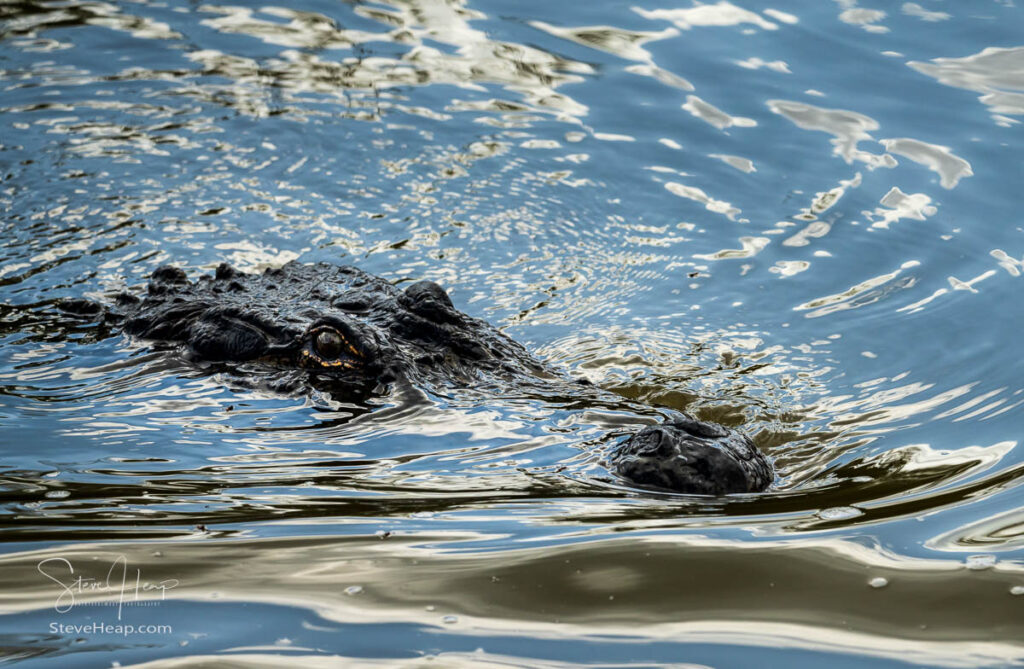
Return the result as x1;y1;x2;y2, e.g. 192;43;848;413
2;0;1023;666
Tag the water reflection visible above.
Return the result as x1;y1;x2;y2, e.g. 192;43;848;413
910;46;1024;125
2;305;1020;537
634;3;785;31
1;534;1022;666
768;100;898;169
2;0;1024;663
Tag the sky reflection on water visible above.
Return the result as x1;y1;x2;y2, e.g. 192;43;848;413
2;0;1024;665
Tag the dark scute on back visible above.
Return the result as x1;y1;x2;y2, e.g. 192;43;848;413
400;280;459;324
612;416;773;495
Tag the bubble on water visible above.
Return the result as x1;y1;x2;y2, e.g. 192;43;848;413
344;585;363;596
816;506;864;521
965;554;997;571
1010;586;1024;596
868;576;889;589
442;615;458;624
44;490;70;499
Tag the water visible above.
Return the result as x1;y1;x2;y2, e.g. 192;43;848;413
2;0;1023;666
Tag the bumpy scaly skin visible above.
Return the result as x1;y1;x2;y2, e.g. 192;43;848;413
71;262;773;495
117;262;550;391
612;416;773;495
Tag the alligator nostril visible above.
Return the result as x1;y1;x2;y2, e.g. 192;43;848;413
631;426;674;457
671;416;728;439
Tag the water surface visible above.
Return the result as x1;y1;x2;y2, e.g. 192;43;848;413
2;0;1024;666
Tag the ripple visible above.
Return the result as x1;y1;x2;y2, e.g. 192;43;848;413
909;46;1024;126
683;95;757;131
529;21;678;63
634;3;780;31
768;100;897;169
3;0;1024;661
2;535;1023;666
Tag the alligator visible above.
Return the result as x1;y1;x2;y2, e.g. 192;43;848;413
59;262;774;495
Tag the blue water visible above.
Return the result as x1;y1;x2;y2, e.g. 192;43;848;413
2;0;1024;666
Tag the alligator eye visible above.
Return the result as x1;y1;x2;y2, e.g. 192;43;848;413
314;329;344;359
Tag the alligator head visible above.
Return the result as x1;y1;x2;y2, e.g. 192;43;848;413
104;262;549;397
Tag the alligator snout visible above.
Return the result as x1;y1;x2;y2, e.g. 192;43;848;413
611;416;774;495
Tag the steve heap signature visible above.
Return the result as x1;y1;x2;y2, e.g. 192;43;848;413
37;555;179;620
